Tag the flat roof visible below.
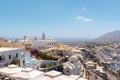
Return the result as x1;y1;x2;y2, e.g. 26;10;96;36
0;47;23;52
44;70;62;78
72;49;81;52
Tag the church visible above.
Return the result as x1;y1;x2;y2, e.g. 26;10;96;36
20;33;58;50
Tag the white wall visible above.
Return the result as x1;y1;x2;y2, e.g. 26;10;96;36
0;48;28;67
31;40;57;50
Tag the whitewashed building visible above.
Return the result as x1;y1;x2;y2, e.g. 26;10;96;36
20;34;58;50
0;47;30;67
63;55;83;75
21;39;58;50
31;40;57;50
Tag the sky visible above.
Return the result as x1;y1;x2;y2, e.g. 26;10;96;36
0;0;120;40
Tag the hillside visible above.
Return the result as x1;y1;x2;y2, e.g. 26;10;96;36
95;30;120;42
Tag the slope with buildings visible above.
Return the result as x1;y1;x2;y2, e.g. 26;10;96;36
95;30;120;42
0;34;90;80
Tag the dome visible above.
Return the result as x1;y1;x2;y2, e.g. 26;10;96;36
63;62;76;75
63;63;75;69
49;37;54;40
63;61;82;75
24;35;29;41
63;64;75;75
69;55;78;63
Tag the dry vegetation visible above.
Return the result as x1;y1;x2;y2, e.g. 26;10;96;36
0;42;24;48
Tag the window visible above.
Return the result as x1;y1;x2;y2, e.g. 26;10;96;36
16;53;18;58
9;55;11;59
23;60;25;64
67;70;69;73
71;61;74;63
23;60;25;66
95;76;97;79
52;43;54;45
0;56;2;60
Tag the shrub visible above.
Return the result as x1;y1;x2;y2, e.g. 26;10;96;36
10;58;20;65
36;51;58;60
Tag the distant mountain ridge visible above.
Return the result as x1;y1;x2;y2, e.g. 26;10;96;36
95;30;120;42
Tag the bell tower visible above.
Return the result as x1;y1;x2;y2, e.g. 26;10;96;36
34;36;37;40
42;33;46;40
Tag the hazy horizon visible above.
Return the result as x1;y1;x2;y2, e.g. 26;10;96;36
3;36;93;42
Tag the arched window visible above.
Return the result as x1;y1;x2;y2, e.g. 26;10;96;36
16;53;18;58
23;60;25;66
9;55;11;59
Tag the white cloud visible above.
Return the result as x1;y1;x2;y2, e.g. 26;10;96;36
83;18;92;22
81;7;87;11
76;16;93;22
83;8;87;11
76;16;83;19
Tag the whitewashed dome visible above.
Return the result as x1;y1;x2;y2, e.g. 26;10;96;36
69;55;78;64
63;63;75;75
